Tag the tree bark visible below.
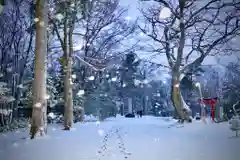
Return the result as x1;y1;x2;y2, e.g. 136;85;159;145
144;96;148;115
128;97;132;114
171;1;192;122
30;0;48;139
63;23;74;130
171;71;191;121
53;2;75;130
63;58;73;129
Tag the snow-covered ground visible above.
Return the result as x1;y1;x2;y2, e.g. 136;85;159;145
0;116;239;160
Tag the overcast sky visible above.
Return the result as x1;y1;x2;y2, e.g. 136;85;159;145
119;0;238;70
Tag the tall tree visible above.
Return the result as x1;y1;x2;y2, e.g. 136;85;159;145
120;52;140;114
0;0;35;120
50;0;84;130
72;0;137;115
50;0;136;129
139;0;240;121
222;63;240;112
30;0;48;139
72;0;136;87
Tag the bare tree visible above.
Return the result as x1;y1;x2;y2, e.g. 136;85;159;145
72;0;137;118
49;0;136;128
49;0;85;130
0;0;35;123
139;0;240;121
12;0;35;111
221;63;240;115
72;0;137;85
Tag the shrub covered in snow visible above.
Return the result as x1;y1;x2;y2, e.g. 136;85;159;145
84;114;98;122
73;107;84;123
229;115;240;137
0;118;30;133
47;112;57;123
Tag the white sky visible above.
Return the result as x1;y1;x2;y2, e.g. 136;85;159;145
119;0;238;69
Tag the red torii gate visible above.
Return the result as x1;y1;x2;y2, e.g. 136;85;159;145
198;97;218;121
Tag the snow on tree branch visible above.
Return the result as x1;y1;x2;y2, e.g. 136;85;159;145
74;55;105;71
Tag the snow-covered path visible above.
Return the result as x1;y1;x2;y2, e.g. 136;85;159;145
0;116;240;160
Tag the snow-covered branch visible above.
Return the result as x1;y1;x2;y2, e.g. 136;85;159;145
74;55;105;71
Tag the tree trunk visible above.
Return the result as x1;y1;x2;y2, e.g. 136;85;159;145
171;71;191;122
128;97;132;114
63;27;74;130
30;0;48;139
173;108;179;119
120;104;124;116
63;58;73;129
144;96;148;115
